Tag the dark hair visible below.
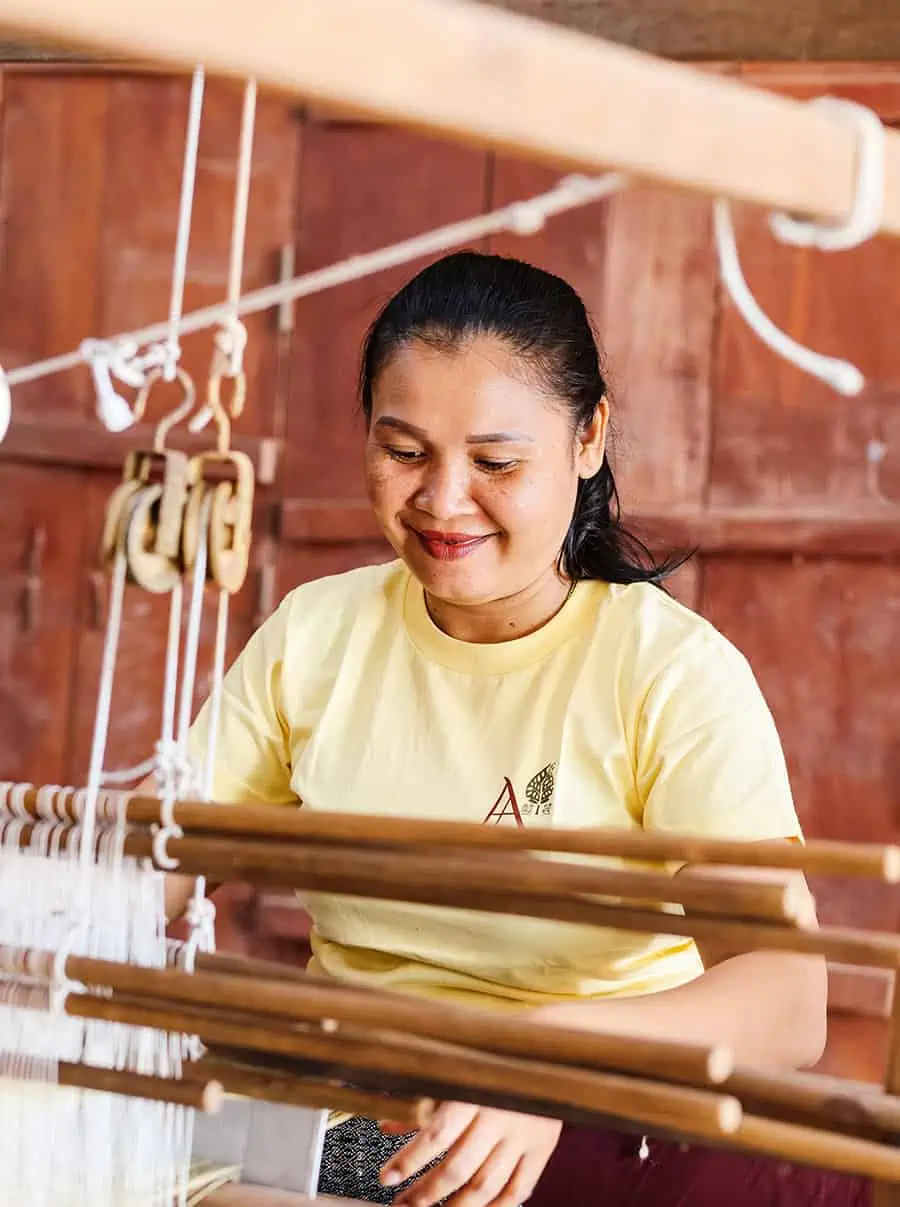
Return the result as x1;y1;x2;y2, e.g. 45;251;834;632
359;251;687;586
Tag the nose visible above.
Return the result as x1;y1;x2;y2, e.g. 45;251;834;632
413;457;474;519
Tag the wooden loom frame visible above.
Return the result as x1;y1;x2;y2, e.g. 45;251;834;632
2;1;900;1203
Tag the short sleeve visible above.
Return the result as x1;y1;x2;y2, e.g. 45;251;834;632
188;596;296;806
637;633;802;843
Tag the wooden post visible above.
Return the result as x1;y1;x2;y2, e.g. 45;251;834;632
3;0;900;236
873;974;900;1205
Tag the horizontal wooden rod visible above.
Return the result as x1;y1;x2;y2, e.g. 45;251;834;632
65;991;743;1144
729;1112;900;1184
122;832;900;970
2;0;900;235
14;785;897;881
50;948;731;1088
728;1066;900;1141
123;795;900;882
127;825;812;926
1;1055;225;1112
186;1057;434;1129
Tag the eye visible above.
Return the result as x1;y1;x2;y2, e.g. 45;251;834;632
475;457;518;473
385;447;425;463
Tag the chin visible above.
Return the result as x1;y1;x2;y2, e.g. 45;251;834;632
403;549;496;605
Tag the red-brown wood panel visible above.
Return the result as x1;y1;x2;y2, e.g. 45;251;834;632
702;557;900;935
0;464;86;783
285;121;489;501
0;73;109;420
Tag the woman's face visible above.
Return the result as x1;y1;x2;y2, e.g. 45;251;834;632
364;335;607;616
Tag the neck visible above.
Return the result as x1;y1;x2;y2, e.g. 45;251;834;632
424;569;574;644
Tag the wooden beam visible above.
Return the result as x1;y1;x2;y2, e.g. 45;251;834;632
2;0;900;237
0;415;281;484
279;499;900;559
5;2;900;65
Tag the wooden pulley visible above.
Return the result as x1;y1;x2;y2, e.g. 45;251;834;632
182;450;256;594
100;478;142;568
124;483;183;594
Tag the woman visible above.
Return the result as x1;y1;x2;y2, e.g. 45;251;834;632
174;252;861;1206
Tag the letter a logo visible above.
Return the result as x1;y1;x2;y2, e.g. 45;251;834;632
483;777;524;827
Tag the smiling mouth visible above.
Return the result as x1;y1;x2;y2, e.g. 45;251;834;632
410;528;493;562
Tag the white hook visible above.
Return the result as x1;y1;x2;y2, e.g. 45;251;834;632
713;96;885;398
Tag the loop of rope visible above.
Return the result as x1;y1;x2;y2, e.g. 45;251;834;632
714;97;885;398
769;97;886;252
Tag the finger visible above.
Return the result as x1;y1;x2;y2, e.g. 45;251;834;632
392;1121;498;1205
492;1152;544;1207
441;1143;522;1207
378;1119;416;1136
382;1102;477;1189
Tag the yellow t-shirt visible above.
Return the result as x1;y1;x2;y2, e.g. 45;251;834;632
190;560;801;1009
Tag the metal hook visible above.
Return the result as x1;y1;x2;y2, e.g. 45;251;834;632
129;366;198;450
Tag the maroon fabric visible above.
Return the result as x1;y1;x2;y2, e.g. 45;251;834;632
527;1127;871;1207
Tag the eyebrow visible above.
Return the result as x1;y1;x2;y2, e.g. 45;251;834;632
374;416;534;444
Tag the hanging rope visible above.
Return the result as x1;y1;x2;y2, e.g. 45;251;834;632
713;96;885;397
6;172;626;395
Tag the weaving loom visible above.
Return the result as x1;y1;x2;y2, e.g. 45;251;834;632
1;2;900;1205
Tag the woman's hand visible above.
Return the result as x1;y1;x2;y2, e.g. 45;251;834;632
378;1102;561;1206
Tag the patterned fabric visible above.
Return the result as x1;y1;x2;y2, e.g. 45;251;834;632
317;1116;433;1204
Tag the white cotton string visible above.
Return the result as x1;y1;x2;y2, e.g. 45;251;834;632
164;66;206;384
6;172;626;391
714;97;885;398
713;199;865;397
191;78;257;433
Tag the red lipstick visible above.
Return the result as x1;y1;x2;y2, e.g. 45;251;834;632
412;529;492;561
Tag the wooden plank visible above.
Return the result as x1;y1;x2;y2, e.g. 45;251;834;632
0;73;108;422
6;2;900;64
208;1188;361;1207
5;1;900;238
0;465;86;784
0;414;280;483
286;122;487;498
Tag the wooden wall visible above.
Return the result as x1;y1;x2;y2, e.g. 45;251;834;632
1;65;899;1032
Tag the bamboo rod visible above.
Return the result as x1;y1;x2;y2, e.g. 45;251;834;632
124;795;900;882
129;835;900;970
47;948;732;1087
63;992;744;1144
12;786;899;881
728;1066;900;1141
0;1055;225;1112
186;1057;434;1129
730;1113;900;1184
123;826;812;925
2;0;900;237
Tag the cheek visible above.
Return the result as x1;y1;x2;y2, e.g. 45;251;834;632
480;467;576;540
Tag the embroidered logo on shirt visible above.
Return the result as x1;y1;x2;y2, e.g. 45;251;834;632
483;763;556;826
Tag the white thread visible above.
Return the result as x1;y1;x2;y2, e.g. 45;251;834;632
7;173;625;391
713;198;865;396
769;98;885;251
190;79;257;432
0;367;11;444
166;67;205;383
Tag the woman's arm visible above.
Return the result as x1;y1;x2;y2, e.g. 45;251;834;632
531;864;828;1070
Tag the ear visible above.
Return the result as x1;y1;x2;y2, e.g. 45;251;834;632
576;399;609;479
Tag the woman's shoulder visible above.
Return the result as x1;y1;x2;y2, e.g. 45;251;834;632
599;579;752;684
276;558;407;643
